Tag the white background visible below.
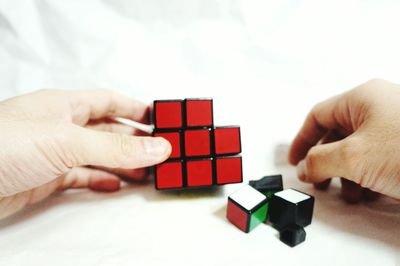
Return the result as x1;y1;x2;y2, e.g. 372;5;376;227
0;1;399;265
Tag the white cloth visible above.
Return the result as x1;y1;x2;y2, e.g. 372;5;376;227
0;1;399;265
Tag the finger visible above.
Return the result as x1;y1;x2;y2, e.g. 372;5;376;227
340;178;363;204
297;139;349;184
93;166;148;182
68;90;150;125
312;130;342;190
363;188;381;201
67;125;171;169
289;95;343;165
60;167;121;192
314;179;332;190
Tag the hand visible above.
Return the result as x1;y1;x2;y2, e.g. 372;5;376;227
289;79;400;202
0;89;171;219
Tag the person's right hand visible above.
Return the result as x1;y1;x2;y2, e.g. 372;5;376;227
289;79;400;202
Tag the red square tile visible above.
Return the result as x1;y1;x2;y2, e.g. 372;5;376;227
155;161;183;189
154;100;183;129
185;99;213;127
154;131;181;159
184;128;211;157
216;156;243;184
227;199;248;232
186;159;213;187
214;126;241;155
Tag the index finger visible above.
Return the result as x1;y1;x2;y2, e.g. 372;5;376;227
288;94;343;165
68;90;150;125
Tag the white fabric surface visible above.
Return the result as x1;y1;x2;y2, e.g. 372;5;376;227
0;1;399;265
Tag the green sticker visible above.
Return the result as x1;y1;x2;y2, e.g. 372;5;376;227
249;203;268;231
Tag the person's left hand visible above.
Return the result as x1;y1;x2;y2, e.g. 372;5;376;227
0;89;171;220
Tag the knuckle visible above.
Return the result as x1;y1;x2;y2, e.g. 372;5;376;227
365;78;386;87
310;102;323;116
35;89;64;98
36;88;52;95
106;91;118;116
338;139;362;178
52;124;80;169
32;89;54;100
353;79;386;96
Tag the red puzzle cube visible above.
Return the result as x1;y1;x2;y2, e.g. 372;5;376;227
155;160;184;189
185;98;213;128
154;131;182;159
184;128;212;157
214;126;241;155
152;98;243;190
186;158;214;187
153;100;183;129
216;156;243;184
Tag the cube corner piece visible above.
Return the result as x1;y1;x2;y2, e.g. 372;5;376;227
226;185;268;233
269;188;315;230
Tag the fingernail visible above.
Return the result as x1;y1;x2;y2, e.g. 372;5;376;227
144;138;170;157
297;160;307;181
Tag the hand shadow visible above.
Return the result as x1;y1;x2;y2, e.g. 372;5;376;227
0;183;146;230
0;177;224;230
274;143;400;250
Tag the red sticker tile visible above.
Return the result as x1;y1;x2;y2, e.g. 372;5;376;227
185;99;213;127
186;159;213;187
216;156;242;184
184;129;211;157
154;101;183;129
227;200;247;232
214;127;241;155
156;161;183;189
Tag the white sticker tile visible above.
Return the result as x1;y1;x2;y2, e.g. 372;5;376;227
275;189;310;203
229;185;266;210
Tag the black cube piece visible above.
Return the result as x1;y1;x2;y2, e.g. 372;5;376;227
279;224;306;247
249;175;283;198
269;188;314;230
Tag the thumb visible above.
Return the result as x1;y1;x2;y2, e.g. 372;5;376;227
67;126;171;169
296;139;353;183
